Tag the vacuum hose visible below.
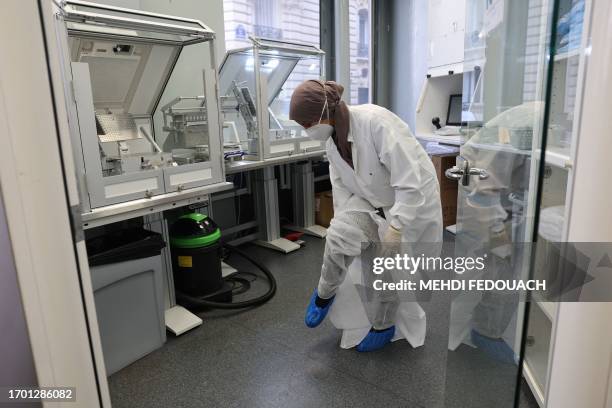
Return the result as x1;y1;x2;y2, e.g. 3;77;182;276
175;243;277;309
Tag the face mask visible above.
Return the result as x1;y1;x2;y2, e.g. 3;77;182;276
304;81;333;141
305;123;334;141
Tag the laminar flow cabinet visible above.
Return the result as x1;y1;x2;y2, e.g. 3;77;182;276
216;37;328;252
218;36;326;161
54;0;230;215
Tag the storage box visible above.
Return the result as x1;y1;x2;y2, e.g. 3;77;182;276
315;191;334;228
87;229;166;375
91;256;166;375
431;154;459;227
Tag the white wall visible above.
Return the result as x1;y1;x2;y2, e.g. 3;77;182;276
389;0;428;131
0;196;38;406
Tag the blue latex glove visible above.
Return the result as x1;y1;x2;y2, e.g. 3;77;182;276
305;289;334;328
356;326;396;352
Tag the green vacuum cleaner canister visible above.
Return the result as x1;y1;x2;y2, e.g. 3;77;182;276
169;213;225;299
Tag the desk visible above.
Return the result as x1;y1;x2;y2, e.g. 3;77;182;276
417;132;465;146
220;151;327;253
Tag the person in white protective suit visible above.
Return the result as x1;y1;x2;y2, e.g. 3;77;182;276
289;80;443;352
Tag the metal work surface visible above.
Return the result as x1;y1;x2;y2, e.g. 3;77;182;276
81;181;233;229
225;151;326;174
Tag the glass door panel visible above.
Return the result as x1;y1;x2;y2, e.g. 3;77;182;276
218;49;260;158
524;0;588;405
444;0;555;406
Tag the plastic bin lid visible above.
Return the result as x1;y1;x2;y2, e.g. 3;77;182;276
87;228;166;266
170;213;221;248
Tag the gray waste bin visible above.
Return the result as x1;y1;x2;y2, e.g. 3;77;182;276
87;228;166;375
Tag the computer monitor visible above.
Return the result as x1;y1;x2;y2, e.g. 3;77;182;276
446;94;463;126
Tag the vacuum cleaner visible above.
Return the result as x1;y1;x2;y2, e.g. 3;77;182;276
169;213;276;310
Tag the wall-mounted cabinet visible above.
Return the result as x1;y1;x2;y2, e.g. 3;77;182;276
427;0;466;76
415;73;464;139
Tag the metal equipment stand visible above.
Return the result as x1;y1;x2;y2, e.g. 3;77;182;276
284;161;327;238
144;213;203;336
253;167;300;253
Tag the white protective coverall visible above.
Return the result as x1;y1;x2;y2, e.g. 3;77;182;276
320;104;443;348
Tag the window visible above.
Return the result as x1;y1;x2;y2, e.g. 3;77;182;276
223;0;321;119
224;0;319;48
358;87;369;105
358;9;369;57
349;0;371;104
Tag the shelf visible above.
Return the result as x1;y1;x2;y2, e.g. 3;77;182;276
524;299;553;406
427;62;464;77
523;360;546;407
81;181;234;229
415;133;465;146
524;352;549;405
468;141;532;156
554;48;580;62
535;146;572;169
225;150;325;174
535;300;557;321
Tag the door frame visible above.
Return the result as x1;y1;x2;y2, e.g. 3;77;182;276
0;0;109;406
546;0;612;405
4;0;612;407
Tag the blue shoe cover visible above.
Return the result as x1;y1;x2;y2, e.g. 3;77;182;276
305;289;334;328
471;329;517;365
356;326;395;352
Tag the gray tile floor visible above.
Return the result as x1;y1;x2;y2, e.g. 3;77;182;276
109;235;539;408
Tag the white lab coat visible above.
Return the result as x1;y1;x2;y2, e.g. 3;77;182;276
326;104;442;242
325;104;443;348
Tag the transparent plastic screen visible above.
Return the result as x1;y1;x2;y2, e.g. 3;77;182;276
219;49;259;156
268;55;322;140
154;41;212;166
